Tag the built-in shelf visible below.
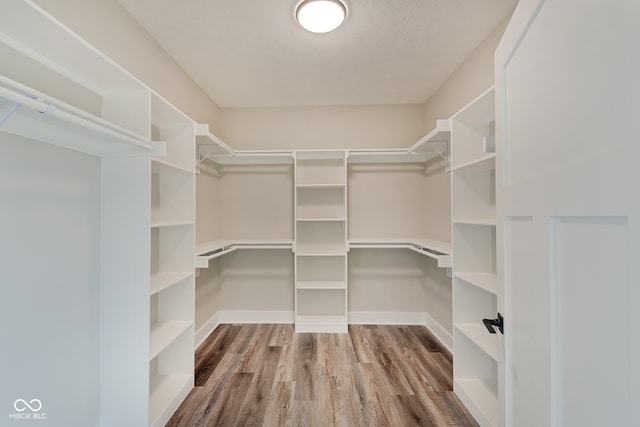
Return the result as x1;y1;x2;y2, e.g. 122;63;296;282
451;153;495;173
454;378;499;427
452;219;497;226
195;239;294;268
451;86;498;427
296;217;346;222
0;80;163;157
296;281;346;290
348;119;451;165
150;220;195;228
149;374;193;427
454;273;497;295
149;321;192;361
294;150;348;333
152;158;194;175
348;237;452;268
4;4;196;425
150;272;195;296
196;130;292;167
455;323;499;361
347;150;435;164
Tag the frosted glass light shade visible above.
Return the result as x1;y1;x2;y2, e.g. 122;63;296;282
296;0;347;33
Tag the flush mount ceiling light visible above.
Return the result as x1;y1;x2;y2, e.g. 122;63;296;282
295;0;347;33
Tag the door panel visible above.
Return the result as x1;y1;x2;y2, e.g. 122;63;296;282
496;0;639;426
504;216;549;426
552;216;630;426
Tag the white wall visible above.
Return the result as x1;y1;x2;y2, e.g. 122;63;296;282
421;15;512;244
33;0;221;130
220;104;426;150
1;133;101;426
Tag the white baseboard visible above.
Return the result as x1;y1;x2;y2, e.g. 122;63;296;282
194;310;452;354
423;312;453;353
217;310;294;325
349;310;453;354
348;310;427;325
195;312;220;349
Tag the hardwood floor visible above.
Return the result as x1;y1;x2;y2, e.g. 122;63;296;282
167;324;479;427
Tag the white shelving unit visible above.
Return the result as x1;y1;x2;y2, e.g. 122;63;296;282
149;93;196;427
450;87;499;427
196;131;293;169
0;3;196;425
294;150;348;333
348;119;451;165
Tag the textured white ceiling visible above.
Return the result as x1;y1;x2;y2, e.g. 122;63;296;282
118;0;517;108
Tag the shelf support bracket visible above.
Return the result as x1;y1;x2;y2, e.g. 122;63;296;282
196;143;216;174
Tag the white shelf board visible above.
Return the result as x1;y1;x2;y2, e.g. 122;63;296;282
152;158;195;174
455;323;499;362
196;133;233;157
295;249;347;257
452;219;497;226
231;241;294;250
0;81;162;157
454;378;499;427
296;183;345;189
0;0;147;94
195;239;294;267
149;321;192;361
296;150;346;160
207;152;294;165
296;281;346;290
195;240;235;255
296;217;346;222
451;154;495;172
347;150;437;164
408;119;451;154
197;133;293;166
454;273;497;295
149;374;193;427
348;237;452;268
150;220;194;228
150;272;194;296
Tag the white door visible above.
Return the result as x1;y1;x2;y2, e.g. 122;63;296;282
495;1;640;426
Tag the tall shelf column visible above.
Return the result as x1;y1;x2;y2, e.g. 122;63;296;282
294;150;348;333
450;87;499;427
148;94;196;427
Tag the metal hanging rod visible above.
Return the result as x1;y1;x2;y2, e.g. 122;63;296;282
0;85;155;151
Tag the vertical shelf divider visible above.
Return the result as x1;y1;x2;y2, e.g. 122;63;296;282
294;150;348;333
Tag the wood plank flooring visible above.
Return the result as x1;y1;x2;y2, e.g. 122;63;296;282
167;324;479;427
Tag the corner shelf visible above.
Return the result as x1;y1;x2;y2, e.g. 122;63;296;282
196;128;293;168
195;239;294;268
348;119;451;165
348;237;452;268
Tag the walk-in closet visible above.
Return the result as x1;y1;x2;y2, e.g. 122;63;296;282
2;1;638;427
